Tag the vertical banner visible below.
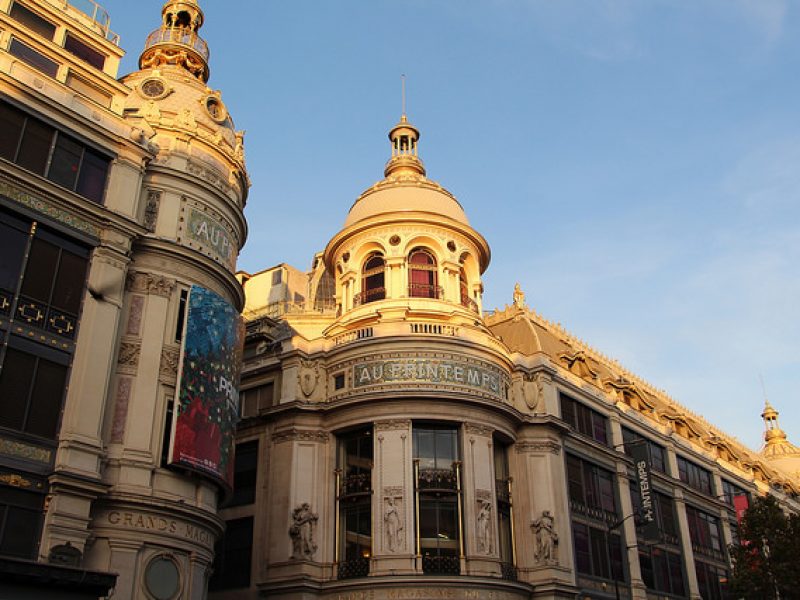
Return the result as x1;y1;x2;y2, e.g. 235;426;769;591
733;494;749;524
630;441;661;541
170;285;244;488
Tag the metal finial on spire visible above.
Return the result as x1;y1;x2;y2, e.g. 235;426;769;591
401;74;407;118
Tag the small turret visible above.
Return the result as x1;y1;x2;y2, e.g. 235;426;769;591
139;0;209;82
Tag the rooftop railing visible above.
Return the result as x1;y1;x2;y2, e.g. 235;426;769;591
143;26;209;60
57;0;119;44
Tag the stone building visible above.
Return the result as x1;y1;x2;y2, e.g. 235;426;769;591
218;114;800;600
0;0;248;597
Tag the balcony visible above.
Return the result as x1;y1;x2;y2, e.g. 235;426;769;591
417;467;458;492
353;287;385;306
60;0;119;43
408;283;443;299
143;26;209;60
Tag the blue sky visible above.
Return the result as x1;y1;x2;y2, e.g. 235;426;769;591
108;1;799;451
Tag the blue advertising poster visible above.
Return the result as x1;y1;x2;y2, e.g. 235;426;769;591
170;285;244;488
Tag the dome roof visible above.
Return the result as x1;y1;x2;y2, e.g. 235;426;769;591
344;173;470;228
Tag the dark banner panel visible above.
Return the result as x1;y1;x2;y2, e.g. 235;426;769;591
631;441;661;541
170;285;244;488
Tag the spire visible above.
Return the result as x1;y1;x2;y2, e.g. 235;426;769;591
384;78;426;177
762;399;788;445
139;0;210;82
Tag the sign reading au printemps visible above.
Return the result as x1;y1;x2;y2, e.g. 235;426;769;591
352;357;507;399
186;208;236;270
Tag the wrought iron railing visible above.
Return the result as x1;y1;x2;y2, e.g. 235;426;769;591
339;473;371;497
422;554;460;575
500;562;518;581
417;467;458;492
569;498;619;525
143;26;209;59
408;283;443;299
63;0;119;43
354;287;385;305
337;557;370;579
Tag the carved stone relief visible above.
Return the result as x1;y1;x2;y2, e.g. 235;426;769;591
464;422;493;436
116;342;141;375
159;347;180;381
110;378;133;443
374;419;411;431
125;272;176;298
143;190;161;232
476;499;493;554
298;359;320;398
523;372;544;411
289;503;318;560
515;440;561;455
531;510;559;565
383;495;404;553
272;429;329;444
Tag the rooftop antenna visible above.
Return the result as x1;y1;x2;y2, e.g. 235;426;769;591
759;373;769;403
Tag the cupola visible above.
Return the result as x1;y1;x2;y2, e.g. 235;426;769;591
139;0;209;82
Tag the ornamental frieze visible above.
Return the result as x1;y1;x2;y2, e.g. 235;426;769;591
374;419;411;431
272;428;329;445
0;180;100;238
515;440;561;455
464;422;493;436
125;272;176;298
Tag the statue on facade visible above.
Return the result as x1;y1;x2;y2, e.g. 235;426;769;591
384;497;404;552
476;499;493;554
513;283;525;308
289;503;318;559
531;510;558;564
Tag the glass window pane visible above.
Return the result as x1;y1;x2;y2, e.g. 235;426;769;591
16;117;55;175
0;218;29;297
63;33;105;69
20;237;59;302
51;249;87;314
75;148;109;203
26;357;67;438
8;38;59;77
0;102;25;160
10;3;56;39
415;429;435;469
0;347;37;430
0;505;41;558
47;134;83;190
573;522;591;574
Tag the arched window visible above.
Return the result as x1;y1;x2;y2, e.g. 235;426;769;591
358;253;385;304
408;249;439;299
459;266;477;312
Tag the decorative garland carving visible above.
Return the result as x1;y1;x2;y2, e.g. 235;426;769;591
515;440;561;455
272;429;329;444
116;342;141;373
159;347;180;380
374;419;411;431
126;272;176;298
464;422;493;436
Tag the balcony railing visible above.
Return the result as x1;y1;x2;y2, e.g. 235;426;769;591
354;287;385;306
61;0;119;43
143;26;209;59
408;283;443;299
337;557;370;579
569;498;619;525
339;473;371;498
417;467;458;492
460;294;479;313
500;562;517;581
422;554;460;575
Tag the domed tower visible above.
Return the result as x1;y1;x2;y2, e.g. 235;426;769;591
75;1;249;597
760;401;800;479
324;112;490;324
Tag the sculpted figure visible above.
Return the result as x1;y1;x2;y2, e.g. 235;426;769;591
476;500;493;554
531;510;558;563
384;497;403;552
289;503;318;559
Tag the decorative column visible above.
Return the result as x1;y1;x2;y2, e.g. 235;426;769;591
667;443;702;600
462;422;499;577
441;260;460;305
371;419;415;575
384;256;404;300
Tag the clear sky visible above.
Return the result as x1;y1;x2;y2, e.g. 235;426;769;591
107;1;799;451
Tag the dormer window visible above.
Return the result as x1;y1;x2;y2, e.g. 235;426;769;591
359;253;385;304
408;249;439;299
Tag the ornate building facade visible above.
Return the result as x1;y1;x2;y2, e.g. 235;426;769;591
0;0;248;597
219;114;800;600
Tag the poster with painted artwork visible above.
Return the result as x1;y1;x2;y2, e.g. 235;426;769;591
170;285;244;488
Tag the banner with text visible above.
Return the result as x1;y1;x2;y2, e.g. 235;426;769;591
630;441;661;541
170;285;244;488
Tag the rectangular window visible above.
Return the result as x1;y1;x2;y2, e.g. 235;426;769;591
639;547;685;596
174;289;188;343
271;269;282;285
677;456;713;495
334;373;345;390
686;505;724;561
567;454;618;520
8;37;59;77
621;427;666;473
63;33;106;69
721;480;749;507
208;517;253;591
572;521;625;582
338;427;373;579
0;483;45;559
227;441;257;507
493;441;514;572
695;559;729;600
10;3;56;39
560;394;608;445
0;100;111;203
